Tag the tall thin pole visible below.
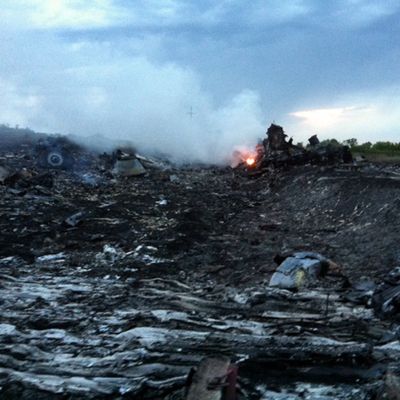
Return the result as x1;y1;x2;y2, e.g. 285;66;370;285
188;106;194;119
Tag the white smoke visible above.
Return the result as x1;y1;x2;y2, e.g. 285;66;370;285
0;29;266;164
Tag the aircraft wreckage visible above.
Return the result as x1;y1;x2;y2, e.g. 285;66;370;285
1;126;400;399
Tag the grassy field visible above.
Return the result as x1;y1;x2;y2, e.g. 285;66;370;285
352;151;400;163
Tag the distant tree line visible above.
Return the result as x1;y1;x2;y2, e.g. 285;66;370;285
342;138;400;154
0;123;34;135
304;138;400;154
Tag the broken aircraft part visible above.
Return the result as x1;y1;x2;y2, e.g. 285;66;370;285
236;123;353;173
35;137;75;169
113;157;146;176
269;252;330;290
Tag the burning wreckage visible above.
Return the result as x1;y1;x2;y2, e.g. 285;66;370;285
1;125;400;399
234;124;353;174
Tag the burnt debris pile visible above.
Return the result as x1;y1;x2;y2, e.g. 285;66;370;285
237;124;353;175
1;129;400;399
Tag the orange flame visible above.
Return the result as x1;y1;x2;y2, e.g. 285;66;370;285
246;157;255;166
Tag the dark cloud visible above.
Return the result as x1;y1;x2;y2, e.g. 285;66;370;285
0;0;399;155
62;1;400;109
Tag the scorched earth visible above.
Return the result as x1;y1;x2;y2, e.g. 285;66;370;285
1;131;400;399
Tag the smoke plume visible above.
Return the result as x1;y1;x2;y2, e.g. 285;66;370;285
0;29;265;164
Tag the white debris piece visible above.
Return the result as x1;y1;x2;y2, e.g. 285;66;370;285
0;323;17;335
269;252;329;290
36;253;66;263
95;245;125;265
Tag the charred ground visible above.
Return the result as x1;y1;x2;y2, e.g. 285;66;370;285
1;131;400;399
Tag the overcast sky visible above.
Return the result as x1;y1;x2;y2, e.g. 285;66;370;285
0;1;399;161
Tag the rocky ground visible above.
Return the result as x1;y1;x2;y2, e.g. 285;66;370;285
1;133;400;399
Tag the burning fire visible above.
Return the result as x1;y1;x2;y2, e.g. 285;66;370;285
230;147;257;168
246;157;255;166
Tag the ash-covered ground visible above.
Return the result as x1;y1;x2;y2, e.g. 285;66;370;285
1;132;400;399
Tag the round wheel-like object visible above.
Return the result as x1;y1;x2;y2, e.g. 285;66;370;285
47;151;64;167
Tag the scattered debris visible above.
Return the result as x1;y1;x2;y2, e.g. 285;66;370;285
36;252;66;263
1;168;53;189
381;372;400;400
64;211;86;227
35;136;77;170
308;134;320;147
1;130;400;399
0;165;12;183
373;267;400;318
236;123;353;173
78;172;104;187
112;149;146;176
186;357;231;400
95;244;126;265
269;252;330;290
169;174;180;182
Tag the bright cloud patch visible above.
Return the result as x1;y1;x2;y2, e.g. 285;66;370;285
1;0;119;29
290;106;372;130
287;92;400;143
0;79;42;127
